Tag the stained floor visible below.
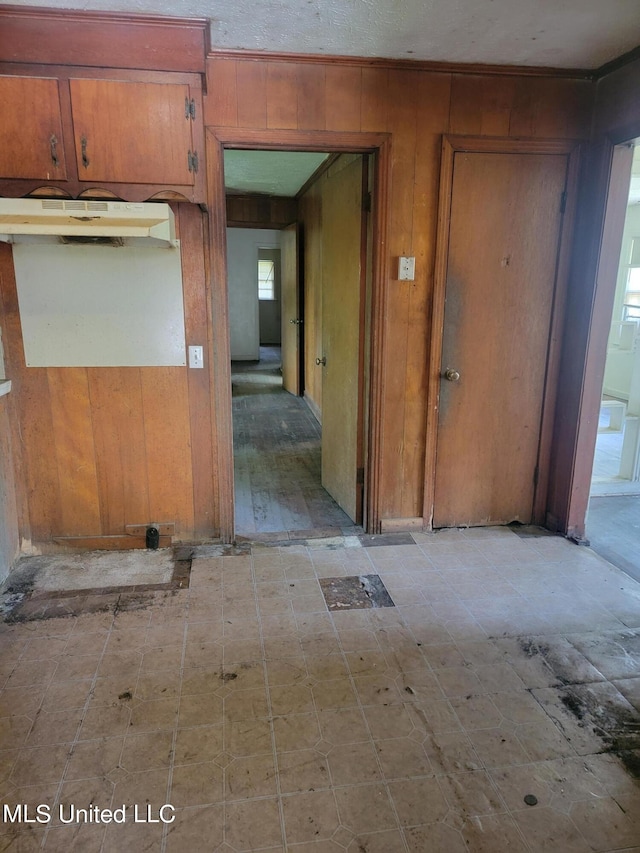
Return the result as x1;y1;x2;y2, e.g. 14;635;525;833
2;528;640;851
231;347;357;539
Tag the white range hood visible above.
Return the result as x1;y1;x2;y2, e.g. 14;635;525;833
0;198;177;247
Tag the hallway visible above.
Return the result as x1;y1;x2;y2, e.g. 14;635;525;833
232;347;359;540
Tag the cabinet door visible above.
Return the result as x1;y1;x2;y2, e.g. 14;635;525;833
69;79;196;186
0;76;67;180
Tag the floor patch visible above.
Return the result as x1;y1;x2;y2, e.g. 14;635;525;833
358;533;416;547
319;574;395;610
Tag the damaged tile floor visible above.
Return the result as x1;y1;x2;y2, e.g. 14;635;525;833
1;527;640;852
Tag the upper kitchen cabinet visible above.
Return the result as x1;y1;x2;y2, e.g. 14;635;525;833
0;69;206;203
0;76;67;181
69;78;199;188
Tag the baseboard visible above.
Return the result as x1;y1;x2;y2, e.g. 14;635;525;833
380;517;424;532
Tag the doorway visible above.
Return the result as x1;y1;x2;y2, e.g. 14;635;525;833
224;149;371;538
586;139;640;580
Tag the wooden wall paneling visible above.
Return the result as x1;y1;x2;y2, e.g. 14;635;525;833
266;62;299;130
47;368;101;536
236;61;268;129
88;369;150;535
449;75;516;136
448;75;487;135
204;58;238;128
509;77;594;139
379;69;418;519
0;246;30;545
297;63;326;131
0;244;61;542
361;67;389;132
400;72;452;520
140;368;195;537
176;204;217;539
0;398;20;572
225;194;298;228
324;65;363;132
0;8;208;73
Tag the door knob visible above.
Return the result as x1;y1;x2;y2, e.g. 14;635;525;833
444;368;460;382
316;356;326;366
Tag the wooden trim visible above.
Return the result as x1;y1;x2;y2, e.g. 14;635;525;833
208;127;391;539
367;138;392;534
423;134;581;530
208;48;592;81
380;517;424;532
206;130;236;543
533;144;582;524
0;6;208;73
214;128;391;152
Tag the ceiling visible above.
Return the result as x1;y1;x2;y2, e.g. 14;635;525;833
224;151;329;197
8;0;640;70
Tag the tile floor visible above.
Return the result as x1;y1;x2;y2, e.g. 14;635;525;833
2;528;640;851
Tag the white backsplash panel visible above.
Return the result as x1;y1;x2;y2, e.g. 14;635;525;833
13;240;186;367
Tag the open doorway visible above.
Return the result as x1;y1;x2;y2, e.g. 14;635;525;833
224;149;371;539
586;140;640;579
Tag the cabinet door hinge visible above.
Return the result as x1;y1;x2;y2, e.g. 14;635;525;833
560;191;567;214
185;97;196;120
188;150;199;173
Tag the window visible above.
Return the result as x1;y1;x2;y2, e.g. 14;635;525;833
258;259;276;301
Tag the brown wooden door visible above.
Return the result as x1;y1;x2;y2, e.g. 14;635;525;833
69;79;195;185
321;155;364;522
433;150;568;528
281;222;301;395
0;76;67;180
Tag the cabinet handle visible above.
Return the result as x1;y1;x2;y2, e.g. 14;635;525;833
50;134;59;167
81;136;90;169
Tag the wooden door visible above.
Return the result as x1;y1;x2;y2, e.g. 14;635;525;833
0;76;67;180
321;155;365;522
433;150;568;528
69;79;194;185
281;222;301;395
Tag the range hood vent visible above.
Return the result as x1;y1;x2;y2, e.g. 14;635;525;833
0;198;177;247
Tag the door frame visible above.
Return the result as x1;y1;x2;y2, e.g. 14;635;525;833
565;125;640;540
423;135;581;529
206;127;391;543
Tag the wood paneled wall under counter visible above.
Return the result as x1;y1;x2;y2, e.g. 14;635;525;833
205;55;594;529
0;204;218;548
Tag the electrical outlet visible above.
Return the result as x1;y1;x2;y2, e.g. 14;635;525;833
188;345;204;368
398;256;415;281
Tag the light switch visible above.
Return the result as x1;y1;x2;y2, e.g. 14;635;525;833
398;257;416;281
188;345;204;368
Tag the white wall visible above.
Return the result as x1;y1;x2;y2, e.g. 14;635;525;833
603;204;640;399
226;228;281;360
